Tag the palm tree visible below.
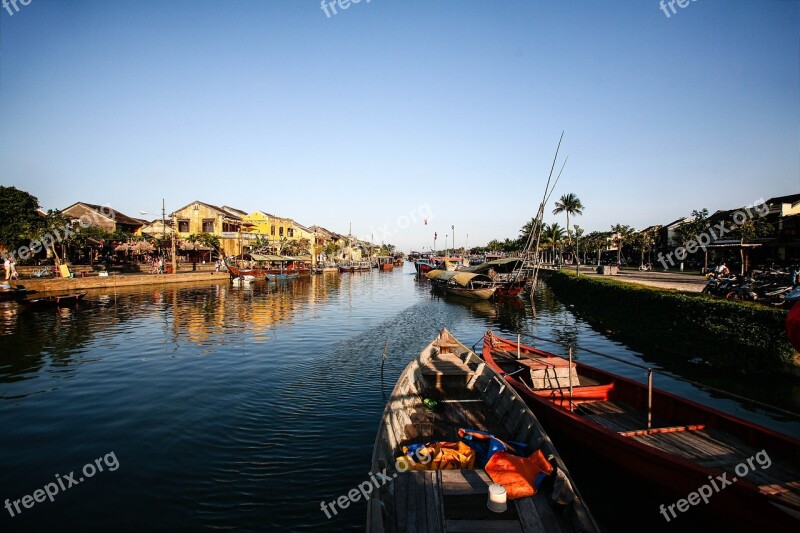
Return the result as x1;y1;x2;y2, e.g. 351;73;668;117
610;224;634;265
541;223;566;263
553;194;584;245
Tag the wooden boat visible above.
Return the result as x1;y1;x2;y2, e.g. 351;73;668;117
481;331;800;531
376;256;394;271
426;270;498;300
0;283;29;302
226;254;310;280
21;292;87;307
414;260;436;276
367;328;598;533
266;270;299;281
231;275;256;286
338;261;371;273
464;258;529;297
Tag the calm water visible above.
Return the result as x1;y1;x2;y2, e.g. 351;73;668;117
0;266;797;531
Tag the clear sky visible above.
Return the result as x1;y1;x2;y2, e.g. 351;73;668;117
1;0;798;251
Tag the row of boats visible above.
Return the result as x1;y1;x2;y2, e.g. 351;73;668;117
369;328;799;531
415;257;534;301
225;254;403;281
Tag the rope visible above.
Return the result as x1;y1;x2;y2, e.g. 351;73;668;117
512;331;800;419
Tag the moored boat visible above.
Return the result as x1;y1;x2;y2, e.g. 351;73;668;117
426;269;498;300
481;331;800;531
0;283;30;302
375;256;394;271
20;292;87;307
366;328;598;532
338;260;371;273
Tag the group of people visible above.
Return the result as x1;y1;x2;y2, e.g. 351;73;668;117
150;257;165;274
3;257;19;281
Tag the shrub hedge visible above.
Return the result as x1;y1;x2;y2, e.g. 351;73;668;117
545;271;795;373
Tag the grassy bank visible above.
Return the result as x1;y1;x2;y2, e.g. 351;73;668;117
545;271;795;374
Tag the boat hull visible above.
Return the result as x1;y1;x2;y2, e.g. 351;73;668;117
445;286;497;300
21;292;87;307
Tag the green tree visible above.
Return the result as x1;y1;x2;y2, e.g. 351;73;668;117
730;217;772;275
553;193;584;246
0;186;43;256
610;224;634;265
541;223;566;262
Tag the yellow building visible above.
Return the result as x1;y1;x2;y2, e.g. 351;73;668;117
242;211;317;256
169;201;251;257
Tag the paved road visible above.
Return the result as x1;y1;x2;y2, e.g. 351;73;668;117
566;265;707;292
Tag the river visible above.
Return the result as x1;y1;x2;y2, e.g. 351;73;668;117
0;265;797;531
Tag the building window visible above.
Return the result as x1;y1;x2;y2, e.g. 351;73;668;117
202;219;215;233
178;219;190;233
288;228;294;237
271;225;275;236
222;222;239;233
279;227;284;237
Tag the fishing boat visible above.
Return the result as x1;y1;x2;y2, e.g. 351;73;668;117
481;331;800;530
426;269;498;300
375;256;394;272
414;259;437;276
338;260;371;273
20;292;87;307
464;257;528;297
366;328;597;532
266;270;299;281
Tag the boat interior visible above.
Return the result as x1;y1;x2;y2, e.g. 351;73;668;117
485;334;800;514
369;330;595;533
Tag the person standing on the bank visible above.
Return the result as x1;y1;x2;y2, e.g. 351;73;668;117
3;257;10;280
9;258;19;280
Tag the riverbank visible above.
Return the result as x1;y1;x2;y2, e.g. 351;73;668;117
11;271;225;293
545;271;796;374
561;265;707;292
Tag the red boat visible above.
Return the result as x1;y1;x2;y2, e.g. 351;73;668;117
375;256;394;271
481;331;800;531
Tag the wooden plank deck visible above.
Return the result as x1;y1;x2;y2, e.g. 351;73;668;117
386;462;558;531
578;400;800;509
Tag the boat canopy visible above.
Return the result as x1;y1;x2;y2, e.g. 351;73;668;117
465;257;521;273
426;269;493;287
250;254;289;262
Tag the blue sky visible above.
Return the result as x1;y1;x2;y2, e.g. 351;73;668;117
1;0;797;251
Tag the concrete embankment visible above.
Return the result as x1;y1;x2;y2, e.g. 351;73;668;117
12;272;225;293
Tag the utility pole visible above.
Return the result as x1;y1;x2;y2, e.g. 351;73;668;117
452;225;455;256
171;213;177;275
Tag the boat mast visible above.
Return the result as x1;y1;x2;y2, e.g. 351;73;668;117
514;132;567;293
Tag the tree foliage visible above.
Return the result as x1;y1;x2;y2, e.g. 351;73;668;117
0;186;43;255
